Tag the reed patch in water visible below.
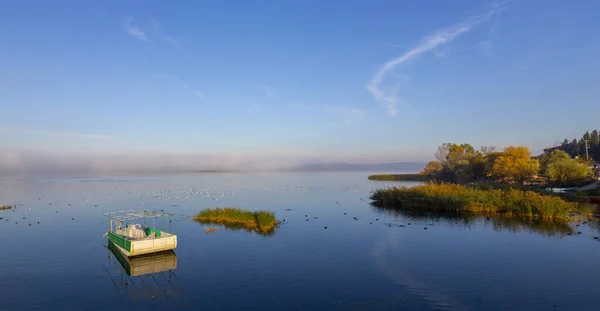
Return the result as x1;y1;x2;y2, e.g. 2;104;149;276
370;183;578;221
193;207;278;235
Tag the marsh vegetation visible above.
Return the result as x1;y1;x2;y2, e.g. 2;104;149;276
193;207;279;235
370;183;578;221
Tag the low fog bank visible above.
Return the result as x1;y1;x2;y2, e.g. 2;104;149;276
0;150;303;175
0;150;426;175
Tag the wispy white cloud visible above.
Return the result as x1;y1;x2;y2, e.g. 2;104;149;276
0;127;111;140
367;7;504;116
123;17;185;51
123;17;148;41
150;18;183;50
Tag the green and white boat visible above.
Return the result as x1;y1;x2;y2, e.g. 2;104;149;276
104;236;181;299
103;210;177;257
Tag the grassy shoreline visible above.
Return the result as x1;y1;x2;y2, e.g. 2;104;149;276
370;183;578;221
192;207;279;235
368;174;433;181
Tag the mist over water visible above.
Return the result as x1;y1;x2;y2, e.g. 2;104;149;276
0;150;426;175
0;150;300;174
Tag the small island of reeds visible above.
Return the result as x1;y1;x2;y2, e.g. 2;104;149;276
370;183;578;221
193;207;279;235
0;204;13;210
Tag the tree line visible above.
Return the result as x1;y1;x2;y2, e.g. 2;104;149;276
422;142;594;185
555;129;600;162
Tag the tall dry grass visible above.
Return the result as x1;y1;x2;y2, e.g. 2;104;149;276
193;207;278;234
370;183;577;221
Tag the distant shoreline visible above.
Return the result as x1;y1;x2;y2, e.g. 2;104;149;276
368;174;433;181
0;170;423;180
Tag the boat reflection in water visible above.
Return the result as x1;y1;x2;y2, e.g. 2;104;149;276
104;241;183;301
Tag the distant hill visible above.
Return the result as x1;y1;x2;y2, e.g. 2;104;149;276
293;162;426;172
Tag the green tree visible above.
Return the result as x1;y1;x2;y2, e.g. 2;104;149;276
435;143;478;167
591;130;599;146
547;158;592;183
579;138;590;159
483;151;502;178
446;144;477;168
559;138;578;158
491;146;539;183
591;129;600;162
432;143;500;182
539;150;571;175
569;139;580;157
434;143;478;183
555;129;600;162
468;152;487;181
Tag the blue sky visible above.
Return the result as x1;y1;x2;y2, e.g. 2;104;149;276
1;0;600;168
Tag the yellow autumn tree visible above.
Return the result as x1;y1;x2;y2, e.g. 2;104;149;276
420;161;442;176
491;146;539;183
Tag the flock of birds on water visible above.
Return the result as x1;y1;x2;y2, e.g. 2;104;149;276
0;178;429;234
0;180;379;229
0;178;598;239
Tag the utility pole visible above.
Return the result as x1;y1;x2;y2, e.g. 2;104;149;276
584;139;590;162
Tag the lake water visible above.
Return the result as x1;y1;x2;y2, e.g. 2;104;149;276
1;172;600;311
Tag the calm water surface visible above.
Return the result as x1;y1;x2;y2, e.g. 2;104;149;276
1;172;600;311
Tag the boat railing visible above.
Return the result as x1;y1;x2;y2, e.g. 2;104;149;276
104;209;174;236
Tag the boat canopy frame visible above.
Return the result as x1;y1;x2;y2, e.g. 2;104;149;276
103;209;174;234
